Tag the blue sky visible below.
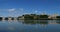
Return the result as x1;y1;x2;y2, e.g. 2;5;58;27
0;0;60;17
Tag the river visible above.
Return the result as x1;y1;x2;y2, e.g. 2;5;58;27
0;20;60;32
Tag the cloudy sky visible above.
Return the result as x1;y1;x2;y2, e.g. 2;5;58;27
0;0;60;17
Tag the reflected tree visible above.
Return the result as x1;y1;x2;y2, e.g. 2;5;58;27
22;20;48;25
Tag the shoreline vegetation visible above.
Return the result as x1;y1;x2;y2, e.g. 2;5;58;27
17;14;60;20
0;14;60;20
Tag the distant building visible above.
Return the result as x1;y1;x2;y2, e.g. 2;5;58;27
48;14;58;19
17;16;24;20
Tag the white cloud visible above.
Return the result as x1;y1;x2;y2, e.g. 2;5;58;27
7;8;24;12
8;8;16;12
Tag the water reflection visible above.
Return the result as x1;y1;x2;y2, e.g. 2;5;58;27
0;20;60;32
21;20;48;24
55;20;60;24
18;20;60;24
48;20;60;24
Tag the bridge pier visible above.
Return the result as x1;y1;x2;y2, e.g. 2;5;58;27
2;17;5;21
14;17;17;20
8;17;12;20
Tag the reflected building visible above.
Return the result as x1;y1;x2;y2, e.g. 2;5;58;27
48;20;57;24
48;20;60;24
55;20;60;24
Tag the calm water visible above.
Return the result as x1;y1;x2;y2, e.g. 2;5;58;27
0;20;60;32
